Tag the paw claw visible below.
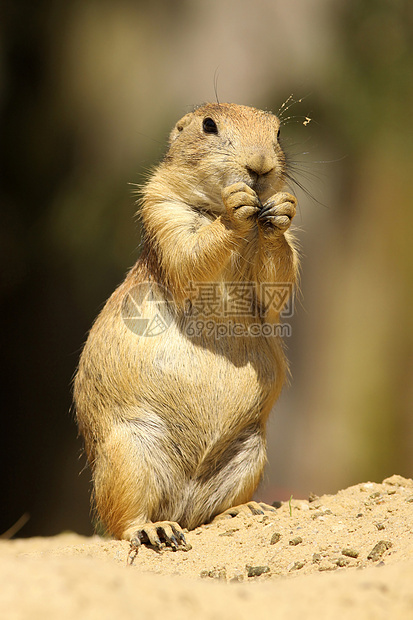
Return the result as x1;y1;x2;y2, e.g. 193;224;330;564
247;502;264;515
175;528;187;543
258;192;296;233
128;521;190;554
259;502;277;513
213;501;278;522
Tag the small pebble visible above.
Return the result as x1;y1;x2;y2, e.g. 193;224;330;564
406;496;413;503
214;567;227;580
342;548;359;558
289;561;305;571
218;528;239;537
270;532;281;545
361;483;374;491
375;522;386;531
335;557;349;567
309;501;322;509
230;571;244;583
312;553;321;564
272;500;282;509
289;536;303;546
308;492;319;502
246;565;270;577
367;540;393;561
200;567;227;580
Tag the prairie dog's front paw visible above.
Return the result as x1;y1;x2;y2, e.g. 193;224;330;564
258;192;297;233
222;182;260;231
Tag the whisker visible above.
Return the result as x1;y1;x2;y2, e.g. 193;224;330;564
285;162;326;184
131;131;164;147
284;171;327;208
213;68;221;105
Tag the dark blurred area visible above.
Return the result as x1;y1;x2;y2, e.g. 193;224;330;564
1;0;412;538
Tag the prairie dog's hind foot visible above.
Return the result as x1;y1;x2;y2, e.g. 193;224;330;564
127;520;191;562
213;501;278;522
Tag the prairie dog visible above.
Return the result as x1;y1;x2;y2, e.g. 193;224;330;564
74;103;299;551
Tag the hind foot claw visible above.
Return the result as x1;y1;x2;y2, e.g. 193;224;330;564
127;521;191;563
213;501;277;522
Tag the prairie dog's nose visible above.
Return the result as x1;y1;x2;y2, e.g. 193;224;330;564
245;151;275;176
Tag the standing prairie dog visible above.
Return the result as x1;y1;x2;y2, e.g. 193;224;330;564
74;102;299;552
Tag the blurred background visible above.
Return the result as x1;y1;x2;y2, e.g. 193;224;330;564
1;0;412;537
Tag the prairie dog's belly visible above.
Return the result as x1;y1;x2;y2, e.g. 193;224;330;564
130;318;279;435
87;282;283;471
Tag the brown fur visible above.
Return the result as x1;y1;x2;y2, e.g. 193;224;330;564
74;103;299;541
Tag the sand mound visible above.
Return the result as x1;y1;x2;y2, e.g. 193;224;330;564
1;475;413;619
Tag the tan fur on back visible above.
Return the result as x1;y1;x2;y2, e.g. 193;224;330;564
74;103;299;540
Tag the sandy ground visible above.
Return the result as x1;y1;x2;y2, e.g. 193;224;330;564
1;474;413;619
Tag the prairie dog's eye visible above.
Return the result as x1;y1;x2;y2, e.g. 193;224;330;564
277;127;281;139
202;117;218;134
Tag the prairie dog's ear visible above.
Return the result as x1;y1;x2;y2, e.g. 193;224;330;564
169;113;194;144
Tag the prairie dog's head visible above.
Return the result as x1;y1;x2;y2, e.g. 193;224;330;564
163;103;286;210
